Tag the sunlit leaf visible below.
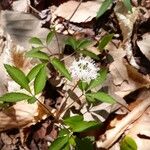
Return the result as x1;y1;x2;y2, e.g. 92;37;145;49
64;115;99;132
86;95;95;103
46;31;55;45
51;57;72;81
77;39;91;49
26;47;44;56
29;37;43;45
49;135;69;150
86;92;116;104
78;80;88;91
69;136;76;147
78;50;100;60
26;51;49;60
65;37;77;50
27;96;36;104
96;0;113;18
27;63;45;81
120;136;137;150
4;64;30;92
123;0;132;13
88;68;108;90
34;66;47;95
98;33;114;50
58;129;70;138
0;92;32;102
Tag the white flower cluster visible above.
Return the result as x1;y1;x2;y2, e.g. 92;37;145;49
69;56;99;82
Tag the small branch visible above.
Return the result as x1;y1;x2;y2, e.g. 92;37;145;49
96;97;150;149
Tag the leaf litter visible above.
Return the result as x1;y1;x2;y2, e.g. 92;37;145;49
0;0;150;149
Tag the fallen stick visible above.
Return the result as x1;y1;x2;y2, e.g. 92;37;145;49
96;97;150;149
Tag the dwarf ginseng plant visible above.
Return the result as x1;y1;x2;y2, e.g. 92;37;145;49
0;28;135;150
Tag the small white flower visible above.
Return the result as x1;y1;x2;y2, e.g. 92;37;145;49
69;56;99;82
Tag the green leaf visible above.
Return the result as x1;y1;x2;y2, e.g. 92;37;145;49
88;68;108;90
27;97;36;104
26;51;49;60
26;47;44;56
75;137;94;150
78;50;100;60
65;37;77;50
64;115;83;123
123;0;132;12
46;31;55;45
4;64;30;92
96;0;113;18
63;144;70;150
78;80;88;91
98;33;114;50
120;136;137;150
86;95;95;103
0;92;32;102
86;92;116;104
77;39;91;49
69;136;76;147
34;66;47;95
64;115;99;132
49;135;69;150
58;129;70;138
27;64;45;81
51;57;72;81
29;37;43;45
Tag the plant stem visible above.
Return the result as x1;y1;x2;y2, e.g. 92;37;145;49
54;30;61;58
61;52;76;61
63;93;84;112
55;81;79;119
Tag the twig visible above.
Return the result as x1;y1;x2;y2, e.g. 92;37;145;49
96;97;150;149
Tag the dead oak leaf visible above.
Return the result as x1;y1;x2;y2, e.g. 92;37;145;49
109;58;150;98
53;1;101;23
137;33;150;61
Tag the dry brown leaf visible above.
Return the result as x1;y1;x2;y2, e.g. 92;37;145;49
96;92;150;149
109;58;150;98
53;1;100;23
114;1;139;40
0;99;49;132
126;107;150;150
137;33;150;61
0;11;66;53
12;0;30;12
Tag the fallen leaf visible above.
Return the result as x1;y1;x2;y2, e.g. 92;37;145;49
0;11;66;53
0;97;50;132
53;1;101;23
114;1;139;40
109;58;150;98
12;0;29;12
137;33;150;61
96;91;150;149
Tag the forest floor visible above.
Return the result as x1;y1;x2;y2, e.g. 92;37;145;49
0;0;150;150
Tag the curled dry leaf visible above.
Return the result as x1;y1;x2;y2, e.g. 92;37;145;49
53;1;100;23
137;33;150;61
0;98;49;132
0;11;66;53
114;1;139;40
96;91;150;149
109;58;150;98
